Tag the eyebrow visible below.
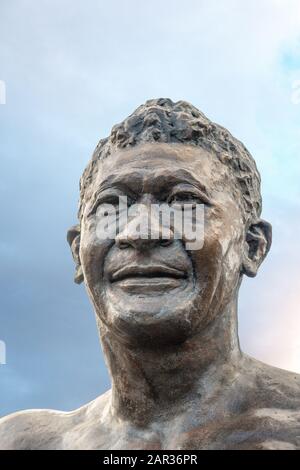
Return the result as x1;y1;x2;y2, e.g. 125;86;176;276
93;169;212;201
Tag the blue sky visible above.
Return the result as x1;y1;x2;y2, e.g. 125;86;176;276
0;0;300;416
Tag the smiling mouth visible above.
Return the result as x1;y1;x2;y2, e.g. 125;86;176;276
109;265;188;292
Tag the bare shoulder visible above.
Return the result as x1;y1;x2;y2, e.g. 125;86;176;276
0;390;111;450
233;355;300;449
243;354;300;408
0;408;73;450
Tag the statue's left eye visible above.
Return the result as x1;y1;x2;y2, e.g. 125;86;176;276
168;192;203;205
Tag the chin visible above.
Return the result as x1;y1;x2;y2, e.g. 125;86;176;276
97;288;202;346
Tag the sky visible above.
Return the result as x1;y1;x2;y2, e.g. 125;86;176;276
0;0;300;417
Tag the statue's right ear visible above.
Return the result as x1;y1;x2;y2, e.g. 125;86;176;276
67;225;84;284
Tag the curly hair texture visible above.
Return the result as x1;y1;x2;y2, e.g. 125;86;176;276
78;98;262;223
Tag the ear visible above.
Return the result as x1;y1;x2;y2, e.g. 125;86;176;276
242;219;272;278
67;224;84;284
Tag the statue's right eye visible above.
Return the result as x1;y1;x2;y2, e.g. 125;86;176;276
88;194;133;218
97;195;122;207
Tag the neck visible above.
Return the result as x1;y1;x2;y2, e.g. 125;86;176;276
99;297;242;426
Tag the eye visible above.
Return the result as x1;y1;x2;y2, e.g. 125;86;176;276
98;195;122;207
168;191;206;207
88;193;133;217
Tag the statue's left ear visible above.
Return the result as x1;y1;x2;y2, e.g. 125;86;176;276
67;224;84;284
242;219;272;278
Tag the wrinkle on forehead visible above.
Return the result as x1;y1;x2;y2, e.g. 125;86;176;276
81;143;242;222
93;143;227;195
95;168;213;199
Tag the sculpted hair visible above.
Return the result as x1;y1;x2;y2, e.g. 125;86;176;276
79;98;262;222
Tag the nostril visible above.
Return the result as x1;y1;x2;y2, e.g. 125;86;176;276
116;233;173;250
118;240;131;249
160;238;173;247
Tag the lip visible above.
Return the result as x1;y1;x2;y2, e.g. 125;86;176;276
110;264;187;283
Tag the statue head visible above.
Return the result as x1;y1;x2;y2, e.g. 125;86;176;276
67;98;272;347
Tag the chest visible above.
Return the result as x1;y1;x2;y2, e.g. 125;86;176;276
61;409;298;450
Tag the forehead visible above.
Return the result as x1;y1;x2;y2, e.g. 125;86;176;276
92;143;229;194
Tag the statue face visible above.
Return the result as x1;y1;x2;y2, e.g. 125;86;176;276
78;142;247;345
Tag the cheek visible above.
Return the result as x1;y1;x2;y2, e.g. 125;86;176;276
190;213;243;294
80;219;114;290
217;211;245;280
191;230;223;293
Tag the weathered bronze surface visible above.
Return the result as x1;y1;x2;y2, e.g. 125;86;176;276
1;99;299;450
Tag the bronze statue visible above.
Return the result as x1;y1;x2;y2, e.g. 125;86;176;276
1;99;299;450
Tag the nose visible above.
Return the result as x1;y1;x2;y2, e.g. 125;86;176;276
115;205;173;251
